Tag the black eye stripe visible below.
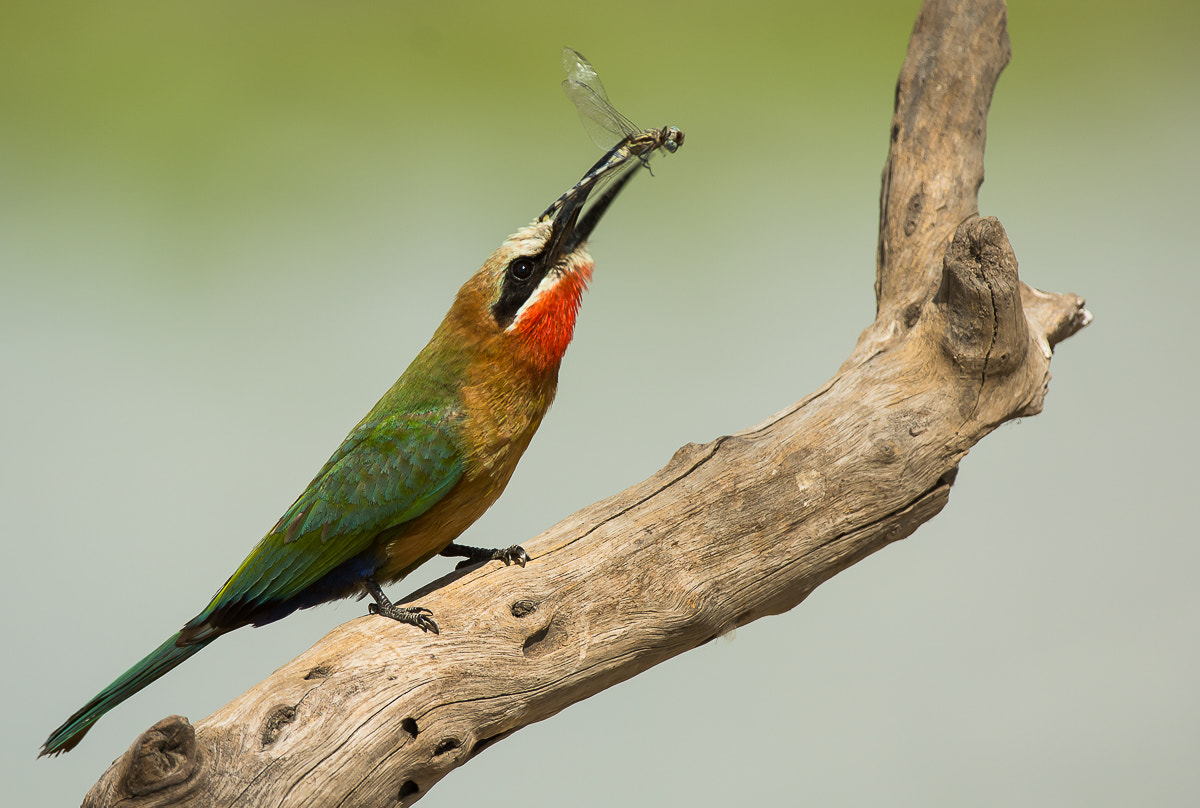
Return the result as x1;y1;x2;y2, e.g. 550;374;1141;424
491;254;551;327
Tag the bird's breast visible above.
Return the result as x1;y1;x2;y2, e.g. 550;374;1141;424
374;372;553;582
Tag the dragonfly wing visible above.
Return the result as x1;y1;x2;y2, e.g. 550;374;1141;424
560;48;641;149
563;79;627;150
562;48;607;100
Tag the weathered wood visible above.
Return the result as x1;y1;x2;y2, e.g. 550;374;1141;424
81;1;1090;805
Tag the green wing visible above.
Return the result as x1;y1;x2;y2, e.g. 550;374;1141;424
184;406;463;638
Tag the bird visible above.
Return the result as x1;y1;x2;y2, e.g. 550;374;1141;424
40;133;664;757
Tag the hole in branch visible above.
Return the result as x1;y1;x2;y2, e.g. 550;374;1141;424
434;738;461;756
261;705;296;748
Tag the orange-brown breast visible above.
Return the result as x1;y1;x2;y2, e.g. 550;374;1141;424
374;339;560;583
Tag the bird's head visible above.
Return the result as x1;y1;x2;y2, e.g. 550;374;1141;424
445;159;640;373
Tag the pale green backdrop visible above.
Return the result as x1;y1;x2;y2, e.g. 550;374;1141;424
4;1;1197;805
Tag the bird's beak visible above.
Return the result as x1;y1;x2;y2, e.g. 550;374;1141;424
538;154;641;267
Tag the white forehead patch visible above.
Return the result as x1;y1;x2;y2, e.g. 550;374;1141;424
502;221;552;253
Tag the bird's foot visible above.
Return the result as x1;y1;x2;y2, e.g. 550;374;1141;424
364;578;439;634
368;602;439;634
441;542;530;570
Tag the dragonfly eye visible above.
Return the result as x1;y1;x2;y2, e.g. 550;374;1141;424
662;127;684;154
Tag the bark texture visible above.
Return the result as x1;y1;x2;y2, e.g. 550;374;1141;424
82;1;1090;805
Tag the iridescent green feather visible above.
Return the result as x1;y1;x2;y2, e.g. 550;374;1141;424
182;405;464;639
43;357;477;755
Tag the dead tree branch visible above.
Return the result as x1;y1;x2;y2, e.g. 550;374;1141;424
82;1;1090;805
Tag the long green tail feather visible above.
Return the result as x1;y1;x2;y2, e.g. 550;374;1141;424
40;632;210;757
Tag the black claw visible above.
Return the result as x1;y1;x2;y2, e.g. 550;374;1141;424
500;545;530;567
442;542;531;568
364;578;438;634
370;602;440;634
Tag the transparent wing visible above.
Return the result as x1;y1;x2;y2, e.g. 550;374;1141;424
561;47;641;149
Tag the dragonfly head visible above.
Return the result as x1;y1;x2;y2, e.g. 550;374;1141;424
661;126;685;154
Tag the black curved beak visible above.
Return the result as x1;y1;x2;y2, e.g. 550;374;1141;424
539;150;641;266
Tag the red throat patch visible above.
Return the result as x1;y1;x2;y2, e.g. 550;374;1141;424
513;261;593;370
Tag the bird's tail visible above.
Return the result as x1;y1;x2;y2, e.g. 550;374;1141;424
40;632;210;757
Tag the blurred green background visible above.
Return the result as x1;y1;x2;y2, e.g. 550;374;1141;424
4;1;1197;805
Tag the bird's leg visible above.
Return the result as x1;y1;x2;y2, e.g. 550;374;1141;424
364;578;439;634
441;543;530;570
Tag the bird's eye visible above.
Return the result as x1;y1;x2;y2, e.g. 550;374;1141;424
509;258;535;281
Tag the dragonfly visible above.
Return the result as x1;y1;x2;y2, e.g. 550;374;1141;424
560;47;684;195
